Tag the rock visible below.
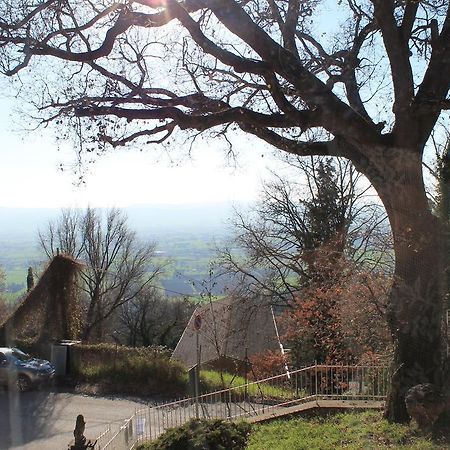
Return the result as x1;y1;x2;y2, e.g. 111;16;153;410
405;383;446;429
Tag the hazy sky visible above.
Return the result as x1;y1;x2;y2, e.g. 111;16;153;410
0;2;345;210
0;97;274;208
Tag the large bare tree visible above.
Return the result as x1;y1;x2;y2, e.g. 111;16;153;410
218;156;392;367
39;208;163;341
218;156;391;302
1;0;449;421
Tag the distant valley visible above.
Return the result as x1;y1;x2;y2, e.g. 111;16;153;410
0;203;242;299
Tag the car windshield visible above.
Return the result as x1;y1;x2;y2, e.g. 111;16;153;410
11;348;32;362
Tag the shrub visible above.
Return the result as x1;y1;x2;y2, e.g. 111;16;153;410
136;419;252;450
249;350;287;380
71;343;171;371
74;351;188;397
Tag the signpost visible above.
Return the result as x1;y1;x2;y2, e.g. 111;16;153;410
193;314;202;418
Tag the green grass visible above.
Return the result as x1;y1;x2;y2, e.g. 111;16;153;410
246;411;448;449
5;268;27;284
201;370;248;389
201;370;301;401
2;292;23;303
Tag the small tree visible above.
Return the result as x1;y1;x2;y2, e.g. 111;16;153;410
0;267;11;323
286;258;391;366
39;207;164;342
119;287;194;348
0;267;5;297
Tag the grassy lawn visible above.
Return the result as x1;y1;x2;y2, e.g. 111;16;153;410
246;411;449;449
201;370;301;401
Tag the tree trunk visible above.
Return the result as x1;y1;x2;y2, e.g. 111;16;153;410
368;149;444;422
95;298;104;342
83;286;101;342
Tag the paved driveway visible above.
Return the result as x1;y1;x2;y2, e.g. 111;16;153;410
0;389;147;449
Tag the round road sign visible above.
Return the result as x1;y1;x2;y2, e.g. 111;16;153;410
193;314;202;331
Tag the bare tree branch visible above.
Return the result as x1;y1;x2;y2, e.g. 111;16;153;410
371;0;414;131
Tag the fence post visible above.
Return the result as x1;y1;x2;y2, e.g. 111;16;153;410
315;361;318;399
194;331;201;419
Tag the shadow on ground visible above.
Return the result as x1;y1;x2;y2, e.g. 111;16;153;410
0;387;69;449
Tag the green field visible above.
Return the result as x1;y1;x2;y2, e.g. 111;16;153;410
0;229;228;303
0;239;44;301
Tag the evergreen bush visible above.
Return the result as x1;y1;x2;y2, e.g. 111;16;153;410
136;419;251;450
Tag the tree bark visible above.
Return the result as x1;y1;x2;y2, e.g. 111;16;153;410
366;148;444;422
83;286;101;342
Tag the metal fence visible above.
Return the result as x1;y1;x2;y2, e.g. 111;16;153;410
94;363;389;450
93;418;134;450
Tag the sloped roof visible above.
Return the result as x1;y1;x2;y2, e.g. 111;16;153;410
172;296;286;368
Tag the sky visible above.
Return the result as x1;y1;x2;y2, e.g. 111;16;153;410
0;97;273;209
0;1;345;210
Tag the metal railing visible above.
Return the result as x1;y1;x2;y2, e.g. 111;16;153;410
94;363;389;450
93;424;111;450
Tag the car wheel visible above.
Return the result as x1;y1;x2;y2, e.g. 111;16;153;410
17;375;31;392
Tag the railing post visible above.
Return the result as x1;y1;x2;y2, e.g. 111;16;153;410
194;333;201;419
315;361;318;399
195;374;199;419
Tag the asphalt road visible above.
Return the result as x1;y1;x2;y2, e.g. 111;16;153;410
0;389;147;450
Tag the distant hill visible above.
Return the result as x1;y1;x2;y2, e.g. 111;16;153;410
0;207;60;240
126;203;235;232
0;203;237;238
